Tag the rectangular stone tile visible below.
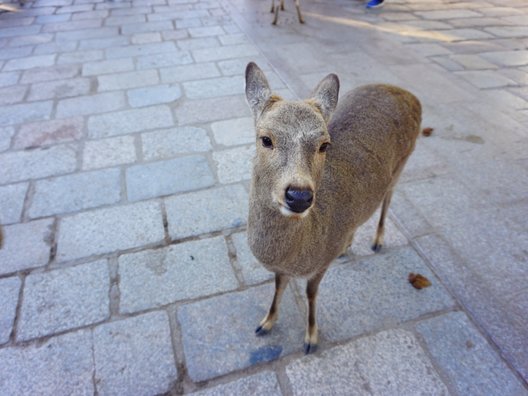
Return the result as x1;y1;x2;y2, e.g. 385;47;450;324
481;50;528;67
141;126;212;160
41;18;101;32
55;4;93;13
20;64;79;84
18;260;110;341
286;329;447;395
87;106;174;138
0;25;41;38
78;36;129;50
35;13;71;23
119;236;238;313
29;168;121;218
176;37;219;51
231;232;274;285
56;92;126;118
9;33;53;47
105;14;146;26
416;312;526;395
0;144;77;184
71;10;109;20
0;277;21;344
0;183;28;224
177;283;304;381
3;55;56;72
0;126;14;152
213;145;254;184
190;372;282;396
159;62;220;83
82;58;134;76
0;85;27;106
27;78;91;101
55;27;118;41
57;49;103;64
217;57;272;76
82;135;136;170
219;33;249;46
0;71;20;87
175;95;250;125
0;46;33;61
165;184;248;240
0;219;53;275
0;330;94;395
121;20;173;35
0;100;53;126
192;44;259;62
14;117;84;150
93;312;177;396
127;84;181;107
455;70;517;88
449;54;498;70
0;16;35;28
57;200;164;261
136;50;193;69
97;69;159;91
415;9;481;19
485;26;528;38
126;155;215;201
33;42;78;56
314;247;455;342
105;41;176;59
131;32;161;44
109;6;150;15
211;117;254;146
183;76;244;99
188;25;224;37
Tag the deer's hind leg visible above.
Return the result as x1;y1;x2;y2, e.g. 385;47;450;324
294;0;304;23
304;270;326;354
256;273;290;335
372;189;393;253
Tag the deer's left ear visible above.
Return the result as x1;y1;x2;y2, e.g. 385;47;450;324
245;62;272;119
311;74;339;122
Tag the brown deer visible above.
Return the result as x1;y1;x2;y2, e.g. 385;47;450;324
245;62;421;353
270;0;304;25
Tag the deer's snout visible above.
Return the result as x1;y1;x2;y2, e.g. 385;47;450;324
285;186;314;213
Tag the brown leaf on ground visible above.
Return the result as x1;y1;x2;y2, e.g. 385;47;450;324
422;127;434;137
408;273;432;289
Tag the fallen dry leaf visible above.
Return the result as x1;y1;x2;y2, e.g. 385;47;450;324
408;273;432;289
422;127;434;137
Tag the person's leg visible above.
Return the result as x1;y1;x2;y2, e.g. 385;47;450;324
366;0;384;8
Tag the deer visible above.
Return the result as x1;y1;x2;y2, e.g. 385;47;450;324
270;0;304;25
245;62;422;354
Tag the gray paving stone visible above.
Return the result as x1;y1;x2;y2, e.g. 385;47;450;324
56;201;164;262
415;9;481;19
175;95;250;125
42;18;101;33
105;14;146;26
119;236;238;313
18;260;110;341
82;58;134;76
176;37;219;50
3;54;56;72
416;312;526;395
13;117;84;149
0;71;20;87
485;26;528;38
29;168;121;218
159;62;220;83
88;105;174;138
127;84;181;107
71;10;109;20
93;311;177;396
449;54;498;70
314;247;455;342
211;117;254;146
0;25;41;38
183;76;244;99
78;36;129;50
216;57;271;76
27;77;91;101
131;32;162;44
165;184;248;239
0;219;53;275
0;46;33;61
126;155;215;201
20;64;79;84
286;329;448;395
0;85;27;106
213;145;254;183
0;100;53;126
190;371;282;396
188;25;224;38
0;183;28;224
55;27;118;42
121;20;173;35
136;50;193;70
231;232;273;285
35;13;71;23
481;50;528;67
0;329;94;396
97;69;159;91
141;126;212;160
192;44;260;62
105;41;177;59
178;283;304;381
56;92;126;118
0;144;77;184
57;49;103;64
83;135;136;170
0;126;15;152
455;70;517;88
218;33;249;46
0;276;21;344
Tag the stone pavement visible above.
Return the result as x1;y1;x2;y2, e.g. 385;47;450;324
0;0;527;394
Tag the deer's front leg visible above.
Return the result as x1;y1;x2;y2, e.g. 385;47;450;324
304;271;325;354
256;273;290;335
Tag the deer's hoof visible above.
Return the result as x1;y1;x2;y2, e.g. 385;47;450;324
303;342;318;354
371;243;383;253
255;325;270;336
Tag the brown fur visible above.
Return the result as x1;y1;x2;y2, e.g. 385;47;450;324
245;62;422;353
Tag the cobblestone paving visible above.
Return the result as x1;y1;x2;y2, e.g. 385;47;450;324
0;0;527;394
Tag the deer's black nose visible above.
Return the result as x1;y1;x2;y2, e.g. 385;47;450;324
285;187;313;213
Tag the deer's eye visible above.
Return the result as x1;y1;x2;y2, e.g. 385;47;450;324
261;136;273;149
319;142;330;153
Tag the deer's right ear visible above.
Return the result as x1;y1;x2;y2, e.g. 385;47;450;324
245;62;272;118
